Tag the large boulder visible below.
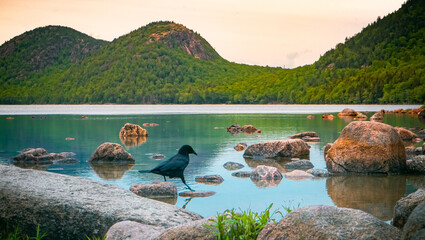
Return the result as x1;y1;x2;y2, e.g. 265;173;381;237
243;139;310;159
89;142;135;162
0;165;202;240
392;188;425;229
325;121;406;174
402;202;425;240
119;123;148;138
258;205;401;240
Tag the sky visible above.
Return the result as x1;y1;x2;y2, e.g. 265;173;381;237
0;0;406;68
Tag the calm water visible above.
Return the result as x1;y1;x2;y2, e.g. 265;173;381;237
0;105;424;221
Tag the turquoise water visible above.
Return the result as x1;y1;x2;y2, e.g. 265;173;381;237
0;105;424;220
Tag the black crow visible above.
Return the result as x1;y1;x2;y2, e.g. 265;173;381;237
139;145;197;190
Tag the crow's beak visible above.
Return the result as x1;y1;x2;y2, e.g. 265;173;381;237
193;151;198;156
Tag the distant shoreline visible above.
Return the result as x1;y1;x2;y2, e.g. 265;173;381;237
0;104;421;115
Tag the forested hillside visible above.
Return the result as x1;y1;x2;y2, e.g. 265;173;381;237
0;0;424;104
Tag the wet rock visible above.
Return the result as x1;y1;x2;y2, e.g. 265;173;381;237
89;142;135;162
226;123;258;134
406;147;422;156
241;125;258;134
226;123;241;134
306;169;330;177
322;114;335;120
250;165;282;180
151;154;165;160
395;127;418;142
195;175;224;185
130;182;177;199
407;156;425;174
370;111;384;121
179;191;216;198
231;171;253;178
402;202;425;240
234;143;248;152
325;121;406;175
156;217;216;240
119;123;149;138
356;112;367;120
12;149;77;165
223;161;244;170
289;132;318;139
0;165;202;240
258;205;402;240
338;108;358;117
284;160;314;169
392;188;425;229
12;148;49;162
418;109;425;118
243;139;310;159
105;221;164;240
285;170;314;180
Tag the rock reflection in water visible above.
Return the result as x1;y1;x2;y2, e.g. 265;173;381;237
250;178;282;188
244;157;292;173
326;175;406;221
89;162;134;180
13;162;51;171
119;135;148;148
407;175;425;189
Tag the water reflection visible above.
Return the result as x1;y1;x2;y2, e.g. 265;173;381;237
89;162;134;180
250;178;282;188
244;157;292;173
119;135;148;148
13;162;51;171
406;175;425;189
326;175;406;221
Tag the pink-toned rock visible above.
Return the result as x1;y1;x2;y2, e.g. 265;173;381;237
243;139;310;159
356;112;367;120
89;142;135;162
234;143;248;152
370;111;384;121
322;114;336;120
130;181;177;199
338;108;357;117
285;170;314;180
105;221;164;240
156;217;216;240
250;165;283;180
325;121;406;174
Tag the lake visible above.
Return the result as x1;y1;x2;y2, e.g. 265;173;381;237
0;104;424;221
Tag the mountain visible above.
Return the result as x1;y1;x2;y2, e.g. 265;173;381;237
0;0;424;104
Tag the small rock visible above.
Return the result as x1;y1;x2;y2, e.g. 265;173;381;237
179;191;216;198
406;156;425;174
241;125;257;134
302;136;321;142
195;175;224;185
226;123;241;134
284;160;314;169
231;171;253;178
402;202;425;240
285;170;314;180
243;139;310;159
151;154;165;160
322;114;335;120
119;123;149;137
234;143;248;152
130;182;177;199
306;169;330;177
370;111;384;121
250;165;282;180
289;132;318;139
307;115;315;119
356;112;367;119
392;188;425;229
89;142;135;162
338;108;357;117
142;123;159;127
223;161;244;170
105;221;164;240
65;137;75;140
418;109;425;119
12;148;48;162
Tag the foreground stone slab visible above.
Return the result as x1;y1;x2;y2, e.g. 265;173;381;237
0;165;202;240
258;205;401;240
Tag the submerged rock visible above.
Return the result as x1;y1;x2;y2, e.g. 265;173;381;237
179;191;216;198
284;160;314;169
325;121;406;175
223;161;244;170
306;169;330;177
231;171;253;178
195;175;224;185
285;170;314;180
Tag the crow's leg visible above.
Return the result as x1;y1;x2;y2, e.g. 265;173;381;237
163;176;167;181
181;176;193;191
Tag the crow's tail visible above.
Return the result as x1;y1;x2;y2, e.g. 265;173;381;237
138;170;151;173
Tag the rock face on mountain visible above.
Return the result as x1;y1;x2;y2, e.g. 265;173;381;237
0;165;202;240
325;121;406;174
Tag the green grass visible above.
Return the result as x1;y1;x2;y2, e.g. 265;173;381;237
205;204;292;240
0;225;46;240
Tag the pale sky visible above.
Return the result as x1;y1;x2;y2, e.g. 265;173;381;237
0;0;406;68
